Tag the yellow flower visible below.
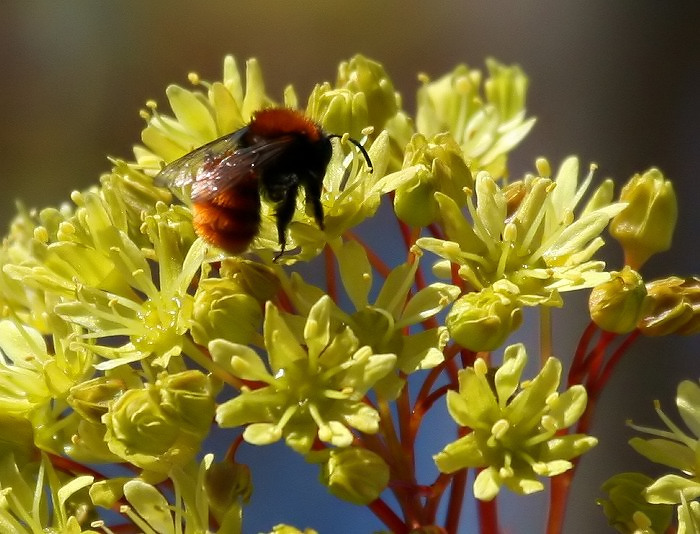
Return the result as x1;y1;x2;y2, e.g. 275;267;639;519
215;296;396;453
434;344;596;500
418;157;625;307
138;56;275;168
416;59;535;179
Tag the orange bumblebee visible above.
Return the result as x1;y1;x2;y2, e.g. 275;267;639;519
155;108;372;259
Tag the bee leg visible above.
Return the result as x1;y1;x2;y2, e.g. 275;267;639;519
272;185;298;262
272;249;284;262
303;176;325;230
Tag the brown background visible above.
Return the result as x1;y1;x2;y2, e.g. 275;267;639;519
2;1;700;532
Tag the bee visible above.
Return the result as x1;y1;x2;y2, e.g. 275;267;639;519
155;107;372;260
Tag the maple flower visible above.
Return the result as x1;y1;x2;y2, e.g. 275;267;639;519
280;240;457;381
214;296;396;453
434;344;596;500
416;59;535;179
419;157;624;306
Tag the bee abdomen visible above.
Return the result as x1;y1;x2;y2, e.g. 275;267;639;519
192;191;262;254
208;175;259;209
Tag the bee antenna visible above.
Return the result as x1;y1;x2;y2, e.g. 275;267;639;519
329;134;374;173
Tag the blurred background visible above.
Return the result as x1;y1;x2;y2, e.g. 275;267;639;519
2;1;700;532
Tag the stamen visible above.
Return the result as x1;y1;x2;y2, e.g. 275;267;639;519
535;157;551;178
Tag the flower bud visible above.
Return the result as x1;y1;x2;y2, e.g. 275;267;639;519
220;257;280;304
610;169;677;269
103;371;215;474
68;377;127;423
205;460;252;520
316;447;389;505
157;370;218;436
639;276;700;336
598;473;673;534
446;285;523;351
191;276;262;347
335;54;399;132
393;166;435;227
306;85;370;140
588;267;648;334
394;133;473;227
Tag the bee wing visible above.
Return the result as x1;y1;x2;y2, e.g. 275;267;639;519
153;127;249;189
154;129;294;203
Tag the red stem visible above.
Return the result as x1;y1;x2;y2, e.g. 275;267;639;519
369;498;409;534
477;494;500;534
428;223;445;240
48;453;106;480
591;329;641;393
416;364;443;406
549;329;640;533
568;321;599;385
324;244;337;302
397;219;416;253
445;468;468;534
460;348;477;369
375;397;423;526
577;330;640;436
450;261;465;292
445;357;460;388
275;284;297;314
584;331;616;385
397;376;414;464
424;472;453;522
413;384;450;421
547;473;571;534
225;434;245;462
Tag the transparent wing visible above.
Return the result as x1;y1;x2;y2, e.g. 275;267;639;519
154;128;248;188
154;128;294;203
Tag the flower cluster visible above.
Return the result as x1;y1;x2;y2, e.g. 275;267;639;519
0;53;696;534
